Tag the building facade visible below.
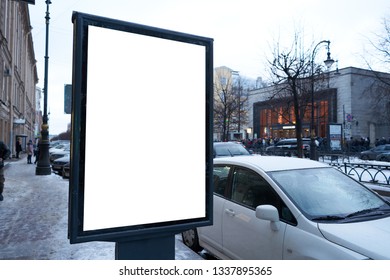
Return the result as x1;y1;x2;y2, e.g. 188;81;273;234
0;0;38;155
248;67;390;147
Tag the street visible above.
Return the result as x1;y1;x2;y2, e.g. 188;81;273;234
0;156;202;260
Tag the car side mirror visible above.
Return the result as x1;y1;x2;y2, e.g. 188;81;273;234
255;205;280;231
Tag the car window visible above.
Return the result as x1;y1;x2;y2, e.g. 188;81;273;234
277;140;289;146
214;144;250;157
231;167;296;224
213;165;231;196
232;168;277;208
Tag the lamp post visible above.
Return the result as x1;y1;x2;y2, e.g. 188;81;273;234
231;70;242;139
309;40;334;160
36;0;52;175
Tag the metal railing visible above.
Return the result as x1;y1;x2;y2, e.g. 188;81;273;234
328;161;390;186
316;153;390;187
250;146;390;186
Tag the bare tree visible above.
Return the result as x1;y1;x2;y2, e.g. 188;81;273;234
370;17;390;74
266;33;332;158
214;67;249;141
230;76;249;138
365;16;390;124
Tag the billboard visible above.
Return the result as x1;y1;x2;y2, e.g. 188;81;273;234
69;12;213;243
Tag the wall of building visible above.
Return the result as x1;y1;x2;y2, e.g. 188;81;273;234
248;67;390;146
332;67;390;143
0;0;38;155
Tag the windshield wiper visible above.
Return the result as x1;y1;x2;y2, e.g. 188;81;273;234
311;215;346;221
346;207;388;218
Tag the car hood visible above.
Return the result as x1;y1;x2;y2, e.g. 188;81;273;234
318;216;390;259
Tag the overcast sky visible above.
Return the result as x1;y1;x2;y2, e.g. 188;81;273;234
29;0;390;135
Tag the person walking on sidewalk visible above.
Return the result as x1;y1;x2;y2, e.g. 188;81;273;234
16;138;22;158
26;140;34;164
0;140;11;201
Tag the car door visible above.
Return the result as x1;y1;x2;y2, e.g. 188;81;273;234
222;167;287;259
198;165;231;254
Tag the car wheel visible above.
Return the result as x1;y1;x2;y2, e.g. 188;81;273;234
360;155;369;160
382;157;390;162
181;229;202;252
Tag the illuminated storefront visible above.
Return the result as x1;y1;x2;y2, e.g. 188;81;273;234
253;89;337;139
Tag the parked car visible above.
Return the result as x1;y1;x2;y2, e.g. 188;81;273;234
359;144;390;160
49;143;70;155
376;152;390;162
49;140;70;148
49;147;70;163
265;138;312;157
62;162;70;179
51;154;70;175
182;156;390;259
213;142;252;158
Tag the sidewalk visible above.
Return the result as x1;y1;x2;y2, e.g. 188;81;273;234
0;155;203;260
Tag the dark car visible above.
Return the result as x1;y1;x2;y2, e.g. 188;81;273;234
213;142;252;158
265;138;312;157
376;152;390;162
62;162;70;179
359;144;390;160
51;154;70;175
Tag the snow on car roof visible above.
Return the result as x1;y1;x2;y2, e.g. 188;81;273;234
213;155;328;172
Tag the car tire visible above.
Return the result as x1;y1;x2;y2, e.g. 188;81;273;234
181;229;202;252
379;156;390;162
360;155;369;160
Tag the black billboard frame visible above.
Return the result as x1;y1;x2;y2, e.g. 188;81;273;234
69;12;213;258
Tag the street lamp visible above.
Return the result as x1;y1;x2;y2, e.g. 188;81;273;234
36;0;52;175
310;40;334;160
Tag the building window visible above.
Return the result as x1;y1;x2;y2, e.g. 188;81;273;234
256;99;331;139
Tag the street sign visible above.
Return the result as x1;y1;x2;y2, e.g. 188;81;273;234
69;12;214;255
64;84;71;114
13;118;26;124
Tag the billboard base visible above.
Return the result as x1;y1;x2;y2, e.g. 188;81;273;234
115;234;175;260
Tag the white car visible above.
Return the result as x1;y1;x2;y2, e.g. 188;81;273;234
49;143;70;155
182;156;390;259
49;147;70;163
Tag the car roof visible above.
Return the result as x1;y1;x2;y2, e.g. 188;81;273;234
214;142;242;146
277;138;311;141
213;155;327;172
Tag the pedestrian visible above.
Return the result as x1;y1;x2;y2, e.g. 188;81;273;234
0;140;11;201
26;140;34;164
16;138;22;158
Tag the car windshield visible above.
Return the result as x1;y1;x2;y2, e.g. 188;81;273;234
269;167;390;222
214;144;250;157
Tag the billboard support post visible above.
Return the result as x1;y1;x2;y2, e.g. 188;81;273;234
115;235;175;260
